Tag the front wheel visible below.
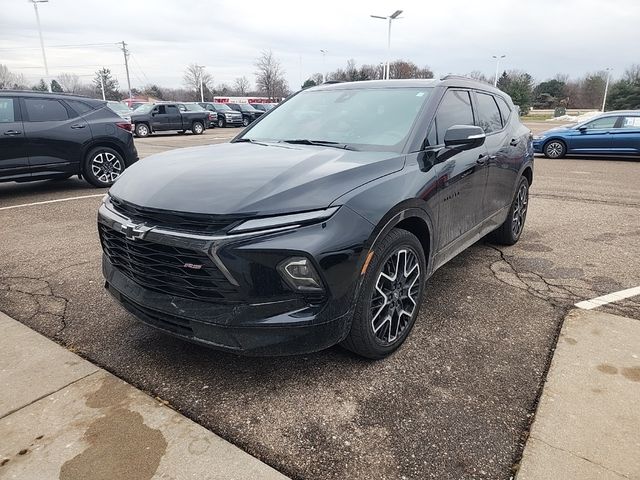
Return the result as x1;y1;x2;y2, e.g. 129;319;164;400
217;118;225;128
491;176;529;245
83;147;125;187
135;123;150;137
543;140;566;158
242;117;250;127
341;228;426;359
192;121;204;135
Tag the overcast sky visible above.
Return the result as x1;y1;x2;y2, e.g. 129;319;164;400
1;0;638;92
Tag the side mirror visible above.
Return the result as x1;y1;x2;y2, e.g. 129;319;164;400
444;125;486;151
578;125;588;132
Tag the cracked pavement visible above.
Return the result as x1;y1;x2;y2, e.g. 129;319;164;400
0;126;638;479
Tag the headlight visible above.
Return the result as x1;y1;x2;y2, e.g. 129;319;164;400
277;257;323;292
533;135;545;140
229;207;339;234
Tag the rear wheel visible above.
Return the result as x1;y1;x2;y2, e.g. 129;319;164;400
491;176;529;245
191;121;204;135
83;147;125;187
341;228;426;359
543;139;566;158
135;123;150;138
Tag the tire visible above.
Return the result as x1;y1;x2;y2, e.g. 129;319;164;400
217;117;225;128
491;176;530;245
192;121;204;135
135;123;150;138
242;117;250;127
83;147;125;188
341;228;426;359
543;139;566;159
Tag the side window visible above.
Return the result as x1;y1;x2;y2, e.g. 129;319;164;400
166;105;179;115
65;100;93;116
157;105;166;115
622;116;640;128
178;104;186;112
435;90;474;144
495;96;511;126
475;93;502;133
584;116;618;129
24;98;69;122
0;98;15;123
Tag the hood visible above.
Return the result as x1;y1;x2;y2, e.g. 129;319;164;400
539;125;573;136
109;142;404;215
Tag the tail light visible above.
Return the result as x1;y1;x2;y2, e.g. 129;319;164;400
208;113;215;120
116;121;133;132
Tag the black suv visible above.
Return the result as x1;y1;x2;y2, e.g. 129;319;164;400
199;102;243;128
226;102;264;127
99;78;533;358
0;91;137;187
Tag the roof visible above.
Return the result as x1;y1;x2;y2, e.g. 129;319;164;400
0;90;101;101
308;77;505;95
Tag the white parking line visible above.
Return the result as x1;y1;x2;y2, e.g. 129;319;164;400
0;194;105;211
575;286;640;310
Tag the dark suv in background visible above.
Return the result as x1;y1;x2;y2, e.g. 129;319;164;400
199;102;244;128
0;91;137;187
226;102;264;126
99;77;533;358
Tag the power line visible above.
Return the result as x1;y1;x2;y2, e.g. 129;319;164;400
0;42;119;52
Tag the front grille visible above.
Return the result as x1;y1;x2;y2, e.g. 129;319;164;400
99;223;238;302
109;196;245;234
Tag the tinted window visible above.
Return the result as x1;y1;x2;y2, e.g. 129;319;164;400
25;98;69;122
0;98;15;123
166;105;179;115
435;90;474;144
622;116;640;128
67;100;93;115
584;116;618;129
475;93;502;133
495;96;511;125
157;105;166;114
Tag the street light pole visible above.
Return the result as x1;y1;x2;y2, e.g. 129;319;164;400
29;0;50;92
602;67;612;111
320;49;327;83
196;64;205;102
492;54;506;87
370;10;403;81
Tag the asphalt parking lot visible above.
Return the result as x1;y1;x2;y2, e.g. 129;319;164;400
1;124;639;479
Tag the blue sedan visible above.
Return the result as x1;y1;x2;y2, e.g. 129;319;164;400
533;110;640;158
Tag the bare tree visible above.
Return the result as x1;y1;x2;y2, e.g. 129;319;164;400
183;64;213;99
468;71;489;83
233;76;251;96
57;73;82;93
0;64;13;89
255;50;288;100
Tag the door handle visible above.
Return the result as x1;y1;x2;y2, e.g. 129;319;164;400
3;130;21;136
510;138;519;146
70;124;86;129
476;154;490;165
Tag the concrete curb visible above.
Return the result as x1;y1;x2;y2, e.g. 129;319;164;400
516;308;640;479
0;311;289;480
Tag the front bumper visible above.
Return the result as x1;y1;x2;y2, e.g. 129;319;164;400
98;200;374;355
532;139;545;153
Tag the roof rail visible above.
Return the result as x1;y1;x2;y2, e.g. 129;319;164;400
0;89;94;98
322;80;344;84
439;74;474;81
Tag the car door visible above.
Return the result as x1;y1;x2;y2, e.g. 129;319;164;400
165;105;182;130
150;105;168;130
21;96;92;175
473;91;517;217
0;96;30;180
569;116;619;153
610;115;640;154
432;89;490;250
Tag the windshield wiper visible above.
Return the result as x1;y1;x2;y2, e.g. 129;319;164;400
281;139;357;150
234;138;270;146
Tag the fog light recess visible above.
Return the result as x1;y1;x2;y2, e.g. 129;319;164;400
277;257;324;292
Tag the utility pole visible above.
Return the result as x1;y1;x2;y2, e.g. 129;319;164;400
602;67;612;111
120;41;132;100
29;0;51;92
320;49;327;83
99;75;106;101
195;64;205;102
493;54;506;87
370;10;403;81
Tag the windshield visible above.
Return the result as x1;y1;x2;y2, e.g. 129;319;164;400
240;104;257;111
184;104;205;111
107;102;131;114
133;104;153;114
241;87;433;151
216;104;233;111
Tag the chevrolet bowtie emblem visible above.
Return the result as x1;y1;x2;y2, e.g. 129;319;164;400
120;223;152;241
